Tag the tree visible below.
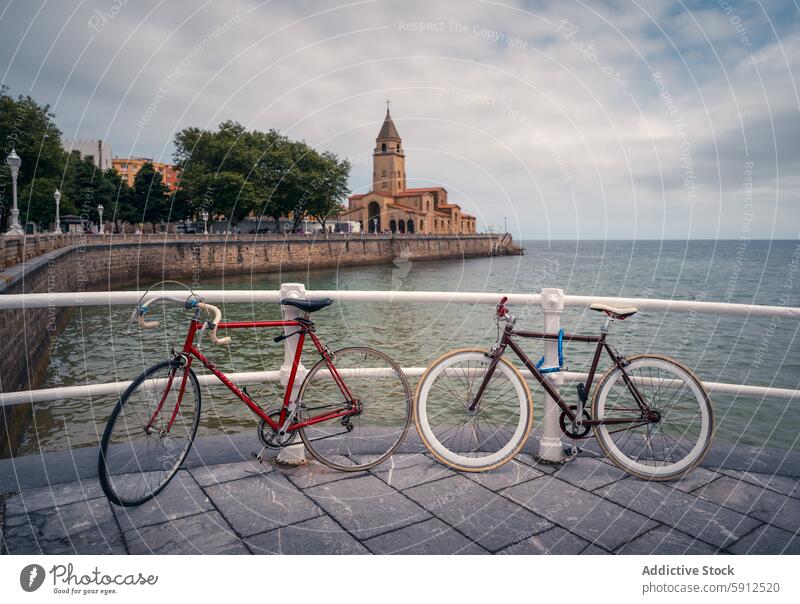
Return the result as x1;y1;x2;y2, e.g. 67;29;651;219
304;151;351;232
131;162;169;224
173;121;351;231
0;86;67;229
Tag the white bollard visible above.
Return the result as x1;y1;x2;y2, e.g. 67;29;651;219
537;288;565;463
275;283;309;467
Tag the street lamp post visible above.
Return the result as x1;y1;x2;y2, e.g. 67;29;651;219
4;149;24;236
201;210;209;235
53;189;62;234
372;218;377;234
97;204;104;235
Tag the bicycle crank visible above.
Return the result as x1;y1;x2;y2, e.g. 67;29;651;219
559;405;592;440
257;412;299;449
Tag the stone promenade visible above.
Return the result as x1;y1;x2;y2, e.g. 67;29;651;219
2;445;799;555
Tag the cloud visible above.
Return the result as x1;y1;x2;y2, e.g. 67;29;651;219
1;0;797;238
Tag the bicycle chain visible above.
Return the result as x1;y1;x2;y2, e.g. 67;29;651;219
258;403;354;447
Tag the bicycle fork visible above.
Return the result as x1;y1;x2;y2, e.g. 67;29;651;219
468;343;507;413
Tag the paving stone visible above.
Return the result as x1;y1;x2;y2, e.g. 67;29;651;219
364;518;487;554
728;524;800;555
5;480;104;514
371;454;454;490
189;460;270;487
517;454;558;474
5;496;113;539
596;479;761;549
205;472;321;537
113;471;213;531
463;459;542;492
405;475;550;552
247;516;369;554
503;475;657;551
616;526;720;554
125;511;248;554
4;520;124;554
672;467;722;494
281;459;364;489
552;457;626;491
582;544;610;554
497;526;590;554
716;469;800;500
306;475;429;540
694;476;800;533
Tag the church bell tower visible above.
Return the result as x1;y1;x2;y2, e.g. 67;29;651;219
373;103;406;195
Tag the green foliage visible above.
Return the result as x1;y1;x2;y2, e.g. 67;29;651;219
0;86;67;228
173;121;350;228
1;87;351;233
131;162;169;223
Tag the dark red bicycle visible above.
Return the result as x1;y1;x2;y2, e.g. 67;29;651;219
99;291;411;506
414;297;714;480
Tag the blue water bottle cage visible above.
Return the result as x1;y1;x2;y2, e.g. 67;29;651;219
535;329;564;373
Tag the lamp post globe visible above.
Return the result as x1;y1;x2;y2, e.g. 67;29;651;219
53;189;62;234
4;149;24;236
201;210;209;235
97;204;104;235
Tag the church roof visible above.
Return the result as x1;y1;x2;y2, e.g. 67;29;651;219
377;109;401;141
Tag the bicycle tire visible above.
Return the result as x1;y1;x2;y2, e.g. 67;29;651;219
592;354;714;481
298;347;411;471
98;360;201;506
414;348;533;472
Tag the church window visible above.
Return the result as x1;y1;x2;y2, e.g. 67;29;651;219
381;143;386;152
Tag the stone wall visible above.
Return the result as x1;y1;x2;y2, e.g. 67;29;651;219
0;232;505;457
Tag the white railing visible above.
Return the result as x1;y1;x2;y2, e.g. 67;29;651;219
1;283;799;463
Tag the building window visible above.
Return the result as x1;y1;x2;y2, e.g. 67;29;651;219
382;143;387;152
420;220;424;232
398;220;405;233
389;219;397;233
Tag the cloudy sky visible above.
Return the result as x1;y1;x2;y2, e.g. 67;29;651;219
1;0;798;239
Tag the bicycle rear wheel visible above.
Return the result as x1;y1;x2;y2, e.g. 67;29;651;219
592;354;714;480
298;347;411;471
98;360;201;506
414;349;533;472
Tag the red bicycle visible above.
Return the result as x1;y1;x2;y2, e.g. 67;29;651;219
99;289;411;506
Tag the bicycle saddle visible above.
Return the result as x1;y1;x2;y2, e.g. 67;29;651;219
281;297;334;313
589;303;638;320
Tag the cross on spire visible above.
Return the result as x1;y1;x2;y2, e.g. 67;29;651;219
386;98;390;113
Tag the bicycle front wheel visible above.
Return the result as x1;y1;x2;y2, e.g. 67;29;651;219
98;360;201;506
592;354;714;480
414;349;533;472
298;347;411;471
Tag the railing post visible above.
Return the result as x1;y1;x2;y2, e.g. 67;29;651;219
275;282;308;467
538;287;565;462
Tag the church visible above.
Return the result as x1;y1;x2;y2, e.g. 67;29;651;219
342;107;477;235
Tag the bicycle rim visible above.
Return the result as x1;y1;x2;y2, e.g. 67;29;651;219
415;349;533;471
593;355;713;480
298;347;411;471
99;361;200;505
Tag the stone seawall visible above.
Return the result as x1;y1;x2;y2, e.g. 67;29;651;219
0;233;505;457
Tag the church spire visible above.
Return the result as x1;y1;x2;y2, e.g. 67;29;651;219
377;103;401;141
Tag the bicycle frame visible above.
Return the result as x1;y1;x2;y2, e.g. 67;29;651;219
148;316;357;435
472;322;654;428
